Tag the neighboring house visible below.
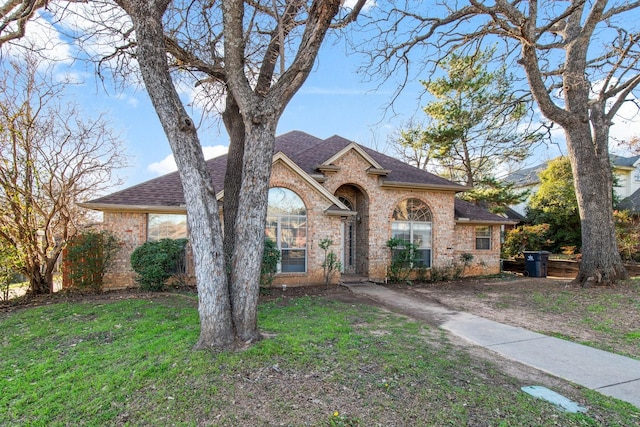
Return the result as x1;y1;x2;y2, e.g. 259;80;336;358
80;131;516;289
504;155;640;216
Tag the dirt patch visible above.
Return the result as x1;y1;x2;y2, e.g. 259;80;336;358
385;275;640;359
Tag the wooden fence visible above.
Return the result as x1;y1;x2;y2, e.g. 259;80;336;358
502;258;640;278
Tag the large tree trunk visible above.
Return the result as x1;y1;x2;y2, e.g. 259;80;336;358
565;124;628;286
229;121;277;342
222;93;245;277
28;265;49;295
119;0;235;349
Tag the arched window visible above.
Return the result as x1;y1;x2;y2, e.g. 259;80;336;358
266;187;307;273
391;198;432;267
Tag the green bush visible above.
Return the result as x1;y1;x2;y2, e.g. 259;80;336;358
260;238;281;288
501;224;552;258
319;238;342;287
386;237;419;283
130;239;188;291
64;231;119;292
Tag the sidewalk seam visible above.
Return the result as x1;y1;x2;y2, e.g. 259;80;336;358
487;336;548;347
596;377;640;390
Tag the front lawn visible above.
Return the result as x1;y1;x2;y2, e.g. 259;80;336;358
1;293;637;425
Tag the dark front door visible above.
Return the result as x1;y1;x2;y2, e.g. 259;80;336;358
343;218;356;274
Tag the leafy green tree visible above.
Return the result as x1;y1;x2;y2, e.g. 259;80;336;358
363;1;639;286
390;123;435;171
460;177;529;215
420;49;539;187
502;224;552;259
526;157;581;253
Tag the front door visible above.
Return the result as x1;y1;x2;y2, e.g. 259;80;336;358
343;218;357;274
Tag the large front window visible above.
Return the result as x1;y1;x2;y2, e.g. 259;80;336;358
147;214;187;241
266;188;307;273
391;198;432;267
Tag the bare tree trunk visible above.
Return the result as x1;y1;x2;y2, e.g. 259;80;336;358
222;93;245;278
118;0;235;349
229;121;277;342
565;124;628;286
28;265;49;295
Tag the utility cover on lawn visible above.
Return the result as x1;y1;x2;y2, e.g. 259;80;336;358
521;386;588;413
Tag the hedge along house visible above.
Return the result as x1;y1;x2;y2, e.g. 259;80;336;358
80;131;516;289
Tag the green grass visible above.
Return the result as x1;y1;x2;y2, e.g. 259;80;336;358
1;294;638;426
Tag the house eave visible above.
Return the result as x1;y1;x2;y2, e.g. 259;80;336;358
77;202;188;214
381;180;470;192
325;209;357;217
455;218;519;225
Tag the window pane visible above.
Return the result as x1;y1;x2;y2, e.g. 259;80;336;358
412;223;432;249
476;238;491;250
281;249;306;272
415;249;431;268
393;198;432;222
267;187;307;273
268;187;306;216
475;226;492;250
148;214;187;241
476;226;491;238
391;222;411;245
281;216;306;249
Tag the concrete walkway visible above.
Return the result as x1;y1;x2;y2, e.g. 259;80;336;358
343;282;640;408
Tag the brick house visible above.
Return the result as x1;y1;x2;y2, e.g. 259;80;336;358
81;131;516;289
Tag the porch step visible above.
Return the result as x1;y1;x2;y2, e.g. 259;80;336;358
340;275;370;285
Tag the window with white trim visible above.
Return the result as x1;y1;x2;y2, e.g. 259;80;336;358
391;198;432;267
266;188;307;273
475;226;492;250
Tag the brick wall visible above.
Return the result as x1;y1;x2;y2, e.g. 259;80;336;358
322;149;458;281
453;223;502;275
97;148;503;289
101;211;148;289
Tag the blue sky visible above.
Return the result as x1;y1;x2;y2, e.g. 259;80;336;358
6;3;639;193
59;36;426;189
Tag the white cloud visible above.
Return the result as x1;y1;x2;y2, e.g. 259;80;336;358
342;0;377;11
148;145;229;175
2;12;72;64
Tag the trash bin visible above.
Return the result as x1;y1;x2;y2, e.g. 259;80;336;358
523;251;550;277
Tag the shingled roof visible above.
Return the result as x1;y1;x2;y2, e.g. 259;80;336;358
82;131;468;211
454;199;518;224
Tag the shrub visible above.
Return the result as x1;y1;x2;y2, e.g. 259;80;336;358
386;237;419;283
260;238;281;288
501;224;552;258
428;263;464;283
130;239;188;291
319;238;342;287
614;210;640;262
0;243;22;301
459;252;474;274
64;231;119;292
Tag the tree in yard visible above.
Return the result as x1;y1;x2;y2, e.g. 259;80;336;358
77;0;367;349
0;52;127;295
389;122;435;171
389;49;535;212
419;49;537;188
461;177;529;215
364;1;640;286
526;157;581;254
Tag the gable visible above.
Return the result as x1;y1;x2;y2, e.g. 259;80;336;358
81;131;466;212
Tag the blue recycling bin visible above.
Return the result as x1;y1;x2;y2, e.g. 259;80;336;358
523;251;550;277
